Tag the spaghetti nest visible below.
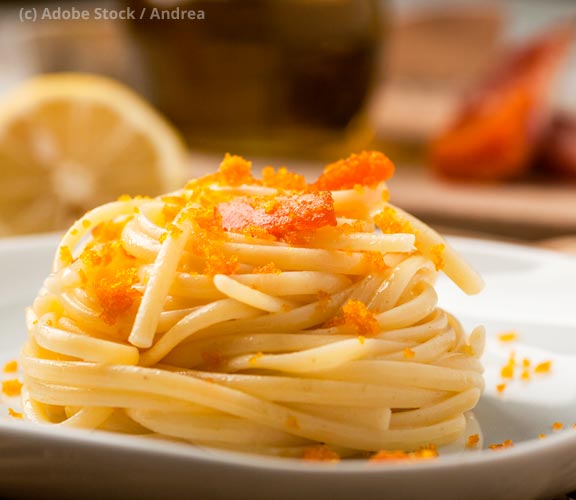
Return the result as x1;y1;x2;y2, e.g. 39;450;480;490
22;151;485;458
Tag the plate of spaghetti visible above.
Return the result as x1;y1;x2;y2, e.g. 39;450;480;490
0;152;575;500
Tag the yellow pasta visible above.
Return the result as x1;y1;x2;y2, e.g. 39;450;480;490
22;151;484;458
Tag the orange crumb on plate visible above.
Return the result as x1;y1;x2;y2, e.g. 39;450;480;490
2;379;22;397
500;365;514;379
522;358;530;368
489;439;514;450
552;422;563;431
3;360;18;373
303;446;340;463
498;331;518;342
370;445;438;462
534;360;552;374
8;408;22;419
466;434;480;448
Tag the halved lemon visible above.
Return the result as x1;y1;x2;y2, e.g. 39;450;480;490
0;73;188;236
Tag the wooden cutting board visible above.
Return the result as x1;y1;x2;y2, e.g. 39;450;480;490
388;165;576;240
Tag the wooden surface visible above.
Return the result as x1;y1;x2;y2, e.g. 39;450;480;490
388;165;576;241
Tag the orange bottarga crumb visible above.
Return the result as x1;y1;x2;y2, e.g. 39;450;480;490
2;379;22;397
358;336;366;345
466;434;480;448
521;369;531;381
3;360;18;373
496;383;507;394
252;262;282;274
248;352;264;366
94;268;140;325
403;348;415;360
338;220;369;236
203;252;239;277
534;360;552;374
429;244;445;271
8;408;22;419
91;217;132;244
261;166;307;191
539;433;547;439
80;241;141;326
498;331;518;342
218;192;337;241
117;194;132;202
373;207;413;235
522;358;530;368
335;300;380;337
216;153;255;187
303;446;340;463
500;364;514;379
553;422;563;431
285;415;300;430
59;246;73;266
161;195;187;224
362;251;388;273
313;151;395;191
370;445;438;463
489;439;514;450
82;219;91;229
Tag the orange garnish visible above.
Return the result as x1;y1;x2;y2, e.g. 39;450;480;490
332;300;380;337
261;166;307;191
216;153;255;187
2;379;22;397
489;439;514;450
80;241;141;326
498;331;518;342
3;360;18;373
252;262;282;274
370;445;438;462
552;422;563;431
430;244;445;271
313;151;395;191
534;360;552;373
373;207;412;235
303;446;340;463
8;408;22;419
218;191;337;241
466;434;480;447
500;364;514;379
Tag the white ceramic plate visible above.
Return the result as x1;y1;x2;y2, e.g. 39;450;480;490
0;234;575;500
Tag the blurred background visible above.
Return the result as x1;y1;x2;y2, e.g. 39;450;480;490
1;0;576;250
